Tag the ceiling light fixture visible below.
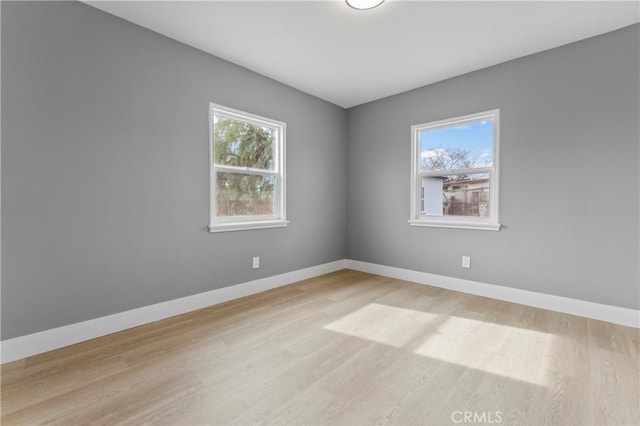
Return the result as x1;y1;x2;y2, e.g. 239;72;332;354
346;0;385;10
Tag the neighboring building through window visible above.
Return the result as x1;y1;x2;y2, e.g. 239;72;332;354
209;103;287;232
409;109;500;230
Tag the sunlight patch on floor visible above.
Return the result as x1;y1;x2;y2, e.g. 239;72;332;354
324;302;553;387
323;303;439;348
412;316;554;386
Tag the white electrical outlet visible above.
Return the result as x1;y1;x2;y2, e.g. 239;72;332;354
462;256;471;268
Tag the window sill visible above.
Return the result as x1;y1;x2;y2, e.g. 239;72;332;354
408;219;501;231
208;220;289;233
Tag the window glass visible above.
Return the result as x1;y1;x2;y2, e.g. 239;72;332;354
209;104;287;232
410;110;500;231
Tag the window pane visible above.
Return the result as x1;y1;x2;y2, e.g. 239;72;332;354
213;115;275;170
420;119;493;172
216;172;275;217
422;173;490;217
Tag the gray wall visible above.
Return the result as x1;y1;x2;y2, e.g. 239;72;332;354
1;1;347;339
347;24;640;310
2;2;638;341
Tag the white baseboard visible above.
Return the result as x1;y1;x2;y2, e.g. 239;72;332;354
3;258;637;364
0;260;346;364
345;260;640;329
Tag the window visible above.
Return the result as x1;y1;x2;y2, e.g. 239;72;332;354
409;109;500;231
209;103;287;232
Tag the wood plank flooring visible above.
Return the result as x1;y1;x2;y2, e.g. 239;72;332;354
2;269;638;425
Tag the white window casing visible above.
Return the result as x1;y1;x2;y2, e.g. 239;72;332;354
409;109;501;231
209;103;288;232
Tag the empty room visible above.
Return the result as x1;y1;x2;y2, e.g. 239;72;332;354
1;1;639;425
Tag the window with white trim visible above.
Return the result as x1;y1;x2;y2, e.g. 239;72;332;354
409;109;500;231
209;103;287;232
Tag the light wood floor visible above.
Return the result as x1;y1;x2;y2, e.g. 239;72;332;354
2;270;639;425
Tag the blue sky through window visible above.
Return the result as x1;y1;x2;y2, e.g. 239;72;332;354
420;119;494;170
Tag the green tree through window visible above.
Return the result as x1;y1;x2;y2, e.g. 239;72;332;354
209;104;287;232
214;118;275;216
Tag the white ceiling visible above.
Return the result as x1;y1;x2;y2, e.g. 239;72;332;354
86;1;639;108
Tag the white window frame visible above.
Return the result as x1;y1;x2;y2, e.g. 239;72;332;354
208;103;288;233
409;109;501;231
